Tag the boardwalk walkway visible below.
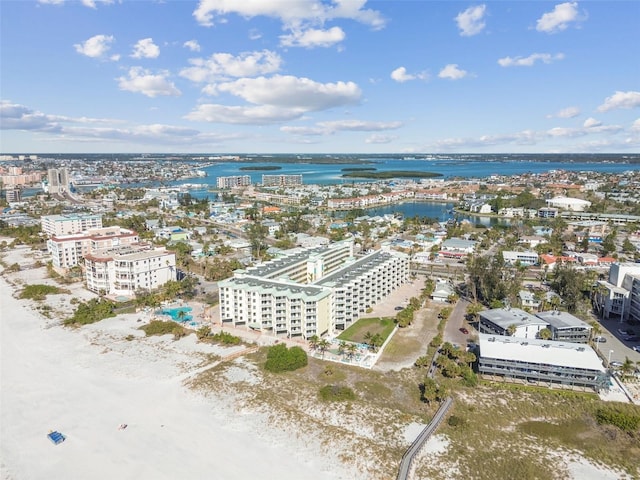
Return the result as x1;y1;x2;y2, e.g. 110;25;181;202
396;396;453;480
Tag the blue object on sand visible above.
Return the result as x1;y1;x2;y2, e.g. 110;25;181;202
47;431;65;444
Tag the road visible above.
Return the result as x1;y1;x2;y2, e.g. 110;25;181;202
443;297;471;347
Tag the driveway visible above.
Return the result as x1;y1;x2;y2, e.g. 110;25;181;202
443;298;472;347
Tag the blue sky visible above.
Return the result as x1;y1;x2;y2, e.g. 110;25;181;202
1;0;639;154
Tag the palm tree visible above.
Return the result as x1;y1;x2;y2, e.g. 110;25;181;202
346;343;358;361
538;328;552;340
363;331;373;348
337;341;347;358
506;324;517;336
308;335;320;351
176;309;187;323
620;357;635;380
317;339;331;359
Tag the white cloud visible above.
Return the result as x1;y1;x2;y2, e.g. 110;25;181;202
498;52;565;67
455;5;486;37
365;134;396;144
183;40;201;52
185;104;302;124
631;119;640;132
192;0;386;29
280;119;401;136
0;100;244;147
216;75;361;112
1;100;60;130
536;2;583;34
597;91;640;112
117;67;181;97
280;26;345;48
0;100;116;131
280;125;326;136
390;67;428;83
547;106;581;119
180;50;282;83
547;127;584;138
583;117;601;128
81;0;114;8
317;119;402;132
438;64;468;80
131;38;160;59
74;34;115;59
39;0;114;6
249;29;262;40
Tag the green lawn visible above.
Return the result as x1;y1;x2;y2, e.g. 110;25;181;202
336;317;396;343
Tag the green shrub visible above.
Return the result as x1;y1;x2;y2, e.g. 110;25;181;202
447;415;467;427
319;385;356;402
415;356;431;368
64;298;116;325
211;331;241;345
139;320;178;336
19;284;65;301
595;407;640;435
264;343;308;373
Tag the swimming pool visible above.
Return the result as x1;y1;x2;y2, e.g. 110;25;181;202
159;306;193;322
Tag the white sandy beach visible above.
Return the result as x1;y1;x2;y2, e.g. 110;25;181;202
0;274;355;480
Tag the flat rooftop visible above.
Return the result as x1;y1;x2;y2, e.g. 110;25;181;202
480;308;547;329
316;250;406;286
479;334;605;372
219;275;331;301
535;310;591;329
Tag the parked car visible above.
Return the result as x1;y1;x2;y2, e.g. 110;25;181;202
593;336;607;343
394;306;404;311
460;327;469;334
618;329;632;335
633;345;640;352
610;361;623;368
625;336;640;342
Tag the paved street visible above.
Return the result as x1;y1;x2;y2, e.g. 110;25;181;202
443;298;472;347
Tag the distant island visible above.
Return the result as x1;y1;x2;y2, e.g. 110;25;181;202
341;167;377;172
239;165;282;171
341;170;444;179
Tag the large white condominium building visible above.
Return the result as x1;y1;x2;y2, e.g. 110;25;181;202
84;245;176;296
41;213;103;237
261;174;303;187
216;175;251;189
47;226;139;270
594;262;640;323
218;241;409;339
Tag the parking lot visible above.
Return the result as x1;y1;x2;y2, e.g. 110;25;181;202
592;317;640;365
362;276;426;319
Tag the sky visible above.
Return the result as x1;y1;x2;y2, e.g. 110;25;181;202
1;0;639;155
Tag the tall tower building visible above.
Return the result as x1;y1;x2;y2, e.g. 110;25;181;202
47;168;70;194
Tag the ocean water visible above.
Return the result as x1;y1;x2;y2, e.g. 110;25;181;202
176;157;637;189
176;158;636;224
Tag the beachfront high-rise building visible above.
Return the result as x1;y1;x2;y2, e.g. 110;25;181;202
47;226;139;270
261;174;303;187
218;241;409;339
84;245;176;296
41;213;103;237
216;175;251;189
47;167;70;195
